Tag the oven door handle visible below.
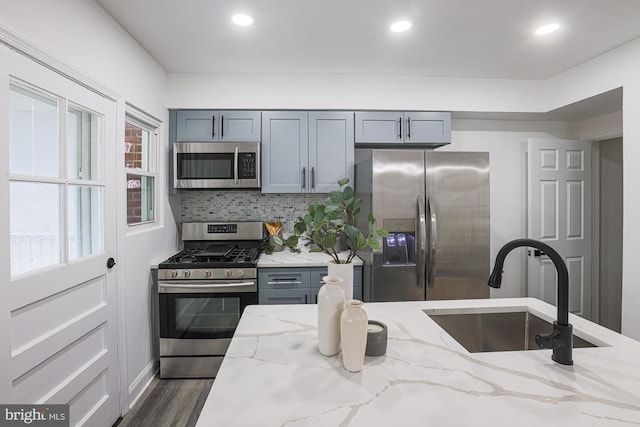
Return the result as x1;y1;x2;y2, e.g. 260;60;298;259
159;281;256;293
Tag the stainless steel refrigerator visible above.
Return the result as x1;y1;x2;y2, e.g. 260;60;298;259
355;150;490;301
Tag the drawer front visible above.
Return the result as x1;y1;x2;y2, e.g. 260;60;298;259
259;289;310;305
259;268;310;290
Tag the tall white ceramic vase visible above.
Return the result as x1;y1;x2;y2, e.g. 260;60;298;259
327;260;354;301
317;276;346;356
340;299;368;372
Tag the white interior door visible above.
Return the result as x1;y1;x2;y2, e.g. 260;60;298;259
1;46;120;425
528;138;592;319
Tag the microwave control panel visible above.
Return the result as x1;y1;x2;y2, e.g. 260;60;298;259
238;153;257;179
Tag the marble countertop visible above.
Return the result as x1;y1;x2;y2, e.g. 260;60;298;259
195;297;640;427
258;244;363;267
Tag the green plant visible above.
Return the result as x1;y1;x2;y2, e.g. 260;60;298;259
274;178;388;264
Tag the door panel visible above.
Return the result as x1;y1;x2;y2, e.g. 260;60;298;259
528;138;592;319
218;110;261;142
176;110;218;142
425;152;490;300
309;112;354;192
354;112;402;143
2;47;119;426
261;111;308;193
404;112;451;144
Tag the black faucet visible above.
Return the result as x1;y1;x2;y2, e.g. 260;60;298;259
488;238;573;365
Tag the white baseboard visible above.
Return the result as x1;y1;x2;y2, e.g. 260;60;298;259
127;360;158;410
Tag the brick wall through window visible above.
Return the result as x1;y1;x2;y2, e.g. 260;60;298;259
126;122;143;224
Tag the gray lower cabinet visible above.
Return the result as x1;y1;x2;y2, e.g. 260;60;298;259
175;110;261;142
354;111;451;146
261;111;354;193
258;268;311;305
259;266;362;305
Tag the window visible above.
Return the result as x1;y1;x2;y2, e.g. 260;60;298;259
125;114;157;225
9;83;105;276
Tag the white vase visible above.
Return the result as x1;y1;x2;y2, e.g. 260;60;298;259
327;260;354;301
317;276;346;356
340;299;368;372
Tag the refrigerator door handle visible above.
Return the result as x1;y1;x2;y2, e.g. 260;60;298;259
416;194;427;290
427;195;438;289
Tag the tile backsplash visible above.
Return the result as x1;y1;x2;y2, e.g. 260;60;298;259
179;190;327;235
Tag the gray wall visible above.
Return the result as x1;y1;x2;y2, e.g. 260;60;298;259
599;137;623;332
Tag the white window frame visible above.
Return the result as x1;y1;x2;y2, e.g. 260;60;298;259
124;105;161;230
8;79;108;277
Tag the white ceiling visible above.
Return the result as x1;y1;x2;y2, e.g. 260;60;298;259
95;0;640;80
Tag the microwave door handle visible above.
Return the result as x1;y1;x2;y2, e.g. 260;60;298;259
234;146;239;184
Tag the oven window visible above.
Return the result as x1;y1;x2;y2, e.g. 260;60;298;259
177;153;233;179
159;291;257;339
175;296;240;334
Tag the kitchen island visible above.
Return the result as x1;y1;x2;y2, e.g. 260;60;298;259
195;298;640;426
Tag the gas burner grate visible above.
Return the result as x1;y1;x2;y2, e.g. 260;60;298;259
160;245;261;268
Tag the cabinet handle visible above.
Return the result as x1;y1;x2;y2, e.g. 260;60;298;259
212;115;215;138
407;117;411;140
311;167;315;189
268;297;303;304
302;167;306;189
221;115;225;139
398;117;402;140
305;294;308;304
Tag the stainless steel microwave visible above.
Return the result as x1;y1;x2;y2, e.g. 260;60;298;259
173;142;261;189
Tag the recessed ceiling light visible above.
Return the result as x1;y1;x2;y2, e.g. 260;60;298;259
232;14;255;26
390;20;412;33
535;23;560;35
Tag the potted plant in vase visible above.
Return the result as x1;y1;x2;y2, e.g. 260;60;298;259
274;178;388;300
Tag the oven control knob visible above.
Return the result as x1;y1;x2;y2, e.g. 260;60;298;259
170;270;178;279
225;269;232;278
205;270;212;278
236;269;246;278
183;270;191;278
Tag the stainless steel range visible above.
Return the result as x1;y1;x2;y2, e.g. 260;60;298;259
158;221;263;378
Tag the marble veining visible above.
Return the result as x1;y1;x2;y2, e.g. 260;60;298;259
258;244;363;267
195;298;640;426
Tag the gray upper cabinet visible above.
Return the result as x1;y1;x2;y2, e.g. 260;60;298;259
354;112;403;143
355;111;451;146
261;111;309;193
262;111;354;193
175;110;261;142
309;112;355;193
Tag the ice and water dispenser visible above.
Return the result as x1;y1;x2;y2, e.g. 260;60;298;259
381;219;416;266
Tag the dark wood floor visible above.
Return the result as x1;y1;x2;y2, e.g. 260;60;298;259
113;377;214;427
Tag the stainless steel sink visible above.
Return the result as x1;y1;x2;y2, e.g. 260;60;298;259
425;309;598;353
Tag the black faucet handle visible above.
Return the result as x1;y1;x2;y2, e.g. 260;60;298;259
535;322;574;365
535;329;560;349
